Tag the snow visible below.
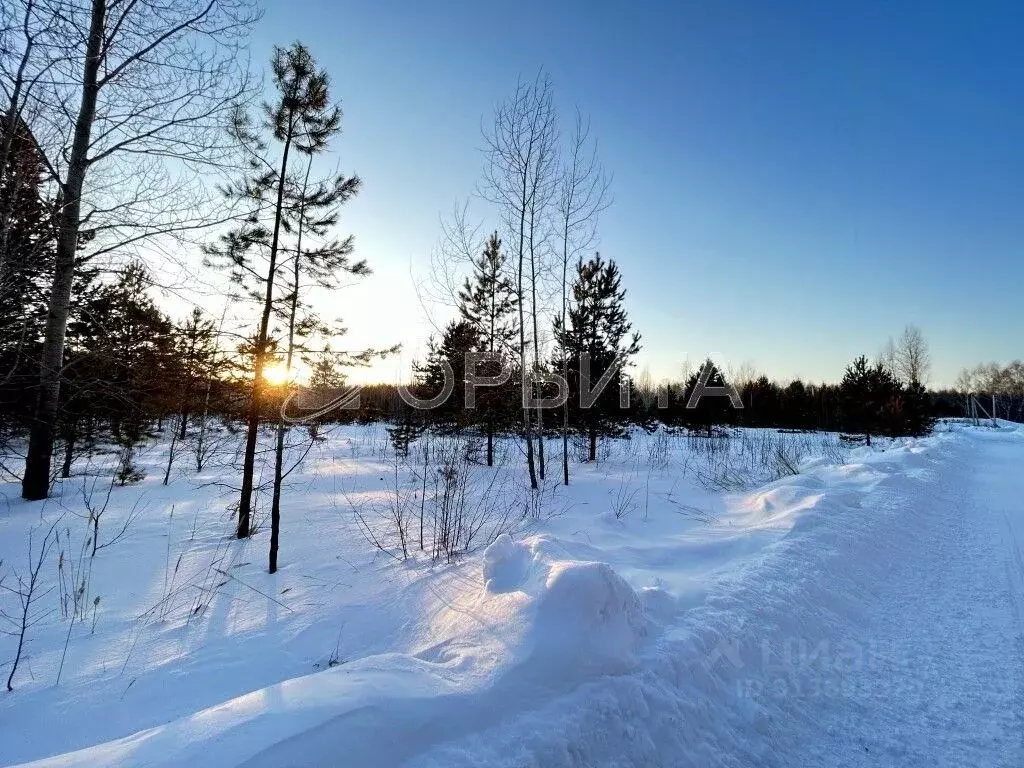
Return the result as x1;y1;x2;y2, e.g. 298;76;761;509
2;421;1023;767
481;534;529;593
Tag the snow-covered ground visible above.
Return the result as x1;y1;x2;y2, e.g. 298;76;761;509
1;421;1022;766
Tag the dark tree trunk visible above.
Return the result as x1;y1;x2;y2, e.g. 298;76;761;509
22;0;105;501
588;426;597;462
268;424;284;573
237;121;294;538
562;428;569;485
60;428;76;479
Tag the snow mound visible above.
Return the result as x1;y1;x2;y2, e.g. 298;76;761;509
477;535;647;671
530;559;647;670
482;533;531;593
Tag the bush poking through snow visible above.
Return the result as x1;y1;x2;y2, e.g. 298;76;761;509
349;433;522;563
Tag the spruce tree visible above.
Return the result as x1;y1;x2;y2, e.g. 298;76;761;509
554;254;641;462
840;355;897;446
456;232;518;465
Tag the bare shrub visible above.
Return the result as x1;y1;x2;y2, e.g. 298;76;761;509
610;474;641;519
2;517;61;691
690;430;848;492
348;432;523;563
645;427;673;468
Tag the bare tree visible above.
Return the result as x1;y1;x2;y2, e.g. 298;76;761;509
878;337;897;376
0;0;63;283
481;72;558;490
1;516;59;690
12;0;257;500
555;109;610;485
523;79;558;479
419;201;485;322
893;324;931;385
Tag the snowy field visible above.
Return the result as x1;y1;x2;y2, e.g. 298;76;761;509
1;421;1022;767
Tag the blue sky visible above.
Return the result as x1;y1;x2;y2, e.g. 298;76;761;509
247;1;1023;386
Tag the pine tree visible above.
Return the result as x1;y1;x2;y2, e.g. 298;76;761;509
172;308;220;440
414;320;481;431
67;262;174;480
456;232;518;465
0;120;55;425
682;359;733;437
840;355;898;446
900;379;934;437
161;308;220;484
554;254;641;462
205;42;363;548
302;346;350;438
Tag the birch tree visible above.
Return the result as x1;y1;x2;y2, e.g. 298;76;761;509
555;110;609;484
13;0;257;500
481;72;557;490
894;324;931;386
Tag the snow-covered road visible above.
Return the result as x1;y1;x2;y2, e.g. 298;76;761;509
763;429;1024;766
778;430;1024;764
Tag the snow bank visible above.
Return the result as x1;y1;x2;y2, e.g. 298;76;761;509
531;560;646;669
14;527;650;768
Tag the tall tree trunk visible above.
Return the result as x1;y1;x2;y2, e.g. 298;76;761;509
518;252;537;489
268;424;284;571
589;425;597;462
560;224;570;486
22;0;105;501
237;115;294;538
163;414;181;485
269;156;310;571
196;380;212;472
529;210;544;480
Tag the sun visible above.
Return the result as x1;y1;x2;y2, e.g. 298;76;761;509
262;362;291;386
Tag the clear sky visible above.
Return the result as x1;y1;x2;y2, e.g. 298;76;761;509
240;0;1023;386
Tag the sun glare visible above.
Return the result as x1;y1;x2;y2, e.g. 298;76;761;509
262;363;291;386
